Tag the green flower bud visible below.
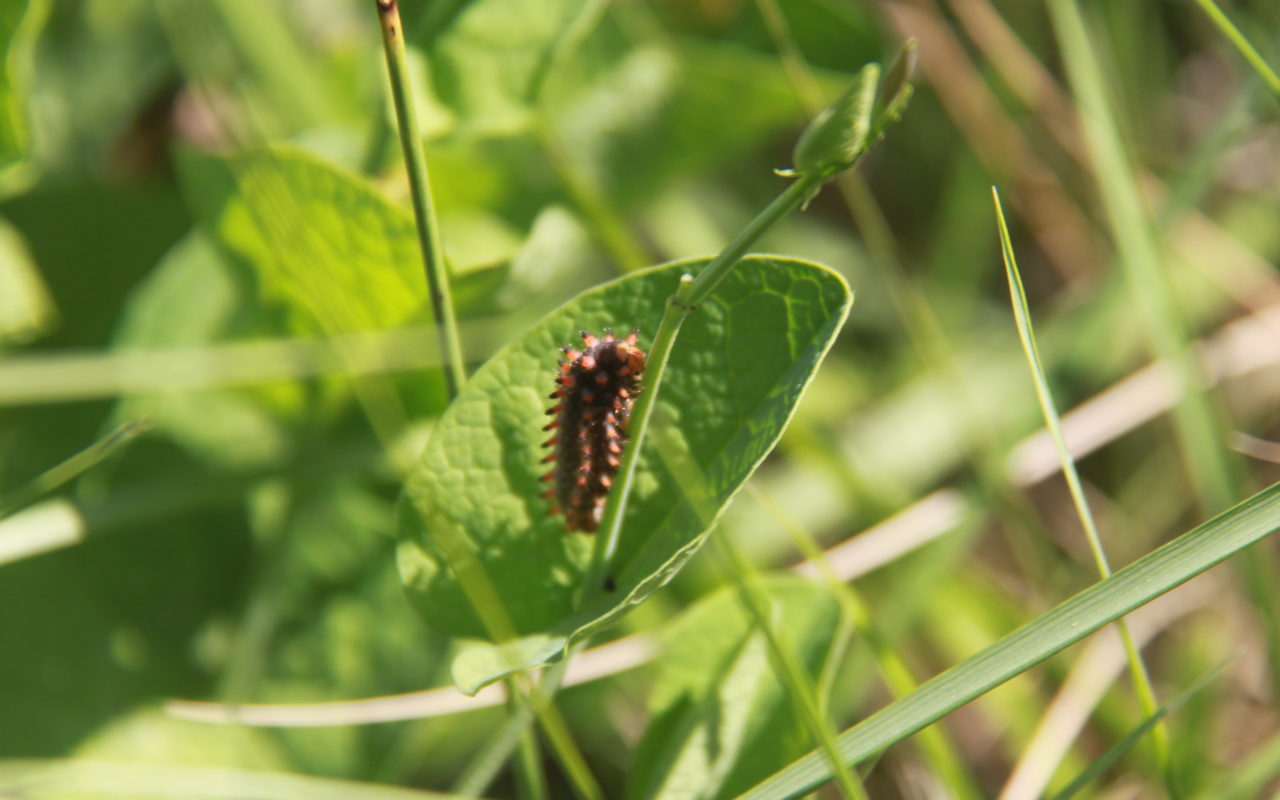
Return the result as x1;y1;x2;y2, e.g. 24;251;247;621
790;62;879;181
785;40;917;184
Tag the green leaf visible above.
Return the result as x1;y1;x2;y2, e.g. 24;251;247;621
0;215;55;345
177;144;429;336
428;0;592;135
0;0;47;179
628;577;842;800
0;758;478;799
737;480;1280;799
398;256;851;692
0;509;251;756
111;232;298;469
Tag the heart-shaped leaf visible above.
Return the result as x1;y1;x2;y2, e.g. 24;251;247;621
398;256;851;692
177;145;428;336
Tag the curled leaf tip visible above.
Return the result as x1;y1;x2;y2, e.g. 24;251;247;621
881;39;918;113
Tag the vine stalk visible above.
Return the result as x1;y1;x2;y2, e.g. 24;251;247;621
376;0;466;397
582;172;823;601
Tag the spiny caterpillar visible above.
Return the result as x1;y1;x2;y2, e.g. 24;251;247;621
540;329;646;533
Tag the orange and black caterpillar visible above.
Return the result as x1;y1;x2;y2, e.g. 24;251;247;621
540;330;646;532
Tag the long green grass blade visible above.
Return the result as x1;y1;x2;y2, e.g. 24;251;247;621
1050;0;1280;702
1192;0;1280;97
992;186;1169;776
1047;661;1228;800
1047;0;1237;512
735;481;1280;799
0;419;149;519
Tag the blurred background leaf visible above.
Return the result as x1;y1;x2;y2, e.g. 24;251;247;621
0;0;1278;797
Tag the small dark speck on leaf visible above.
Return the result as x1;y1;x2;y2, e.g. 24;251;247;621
604;576;616;592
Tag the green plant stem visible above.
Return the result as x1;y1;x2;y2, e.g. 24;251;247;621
452;688;537;796
686;175;821;308
993;187;1170;782
714;533;870;800
1192;0;1280;97
579;274;695;600
569;167;828;791
375;0;466;398
524;689;603;800
500;677;549;800
583;171;823;600
0;419;149;519
514;724;548;800
452;660;573;797
376;10;558;785
755;0;1058;588
747;11;988;791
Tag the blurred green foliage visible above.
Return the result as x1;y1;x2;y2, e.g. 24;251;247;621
1;0;1279;797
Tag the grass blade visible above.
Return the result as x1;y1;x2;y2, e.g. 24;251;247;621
375;0;466;397
992;187;1169;777
714;535;869;799
1047;0;1237;512
735;480;1280;799
1047;660;1230;800
1049;0;1280;701
1192;0;1280;97
0;419;149;519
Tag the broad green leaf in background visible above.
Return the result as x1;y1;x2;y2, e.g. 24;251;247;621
249;481;449;705
0;0;47;180
71;707;288;773
399;256;851;693
0;214;54;344
550;40;846;210
0;507;251;756
427;0;591;135
178;145;429;337
0;758;479;800
497;205;591;309
628;577;842;800
111;232;297;469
